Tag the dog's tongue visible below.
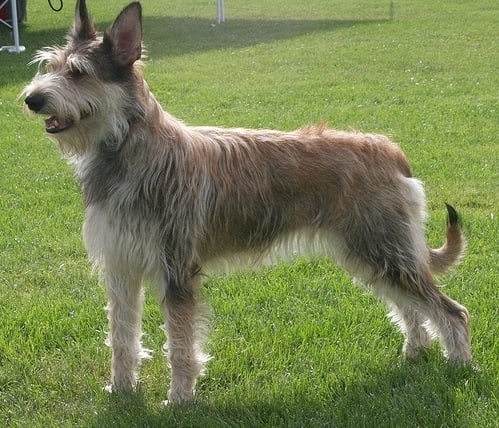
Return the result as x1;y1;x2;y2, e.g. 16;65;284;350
45;116;70;133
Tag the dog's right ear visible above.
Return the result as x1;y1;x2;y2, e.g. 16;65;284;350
73;0;96;40
105;2;143;68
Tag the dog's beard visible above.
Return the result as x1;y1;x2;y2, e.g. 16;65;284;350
23;73;139;155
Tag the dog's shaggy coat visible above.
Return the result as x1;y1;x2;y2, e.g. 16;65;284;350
23;1;470;403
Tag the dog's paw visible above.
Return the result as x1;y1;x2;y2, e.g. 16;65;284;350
402;342;430;360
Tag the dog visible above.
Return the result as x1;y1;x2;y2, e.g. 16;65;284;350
23;1;471;404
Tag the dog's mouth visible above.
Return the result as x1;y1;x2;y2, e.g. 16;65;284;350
45;116;73;134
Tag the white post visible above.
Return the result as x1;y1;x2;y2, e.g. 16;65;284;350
216;0;225;24
10;0;23;52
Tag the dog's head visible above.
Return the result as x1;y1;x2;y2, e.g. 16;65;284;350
23;1;144;154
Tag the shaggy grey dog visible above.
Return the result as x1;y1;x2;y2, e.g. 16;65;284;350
24;0;470;404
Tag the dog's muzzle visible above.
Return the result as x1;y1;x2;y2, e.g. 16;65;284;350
25;93;73;133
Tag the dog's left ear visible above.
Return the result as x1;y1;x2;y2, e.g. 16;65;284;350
106;2;142;67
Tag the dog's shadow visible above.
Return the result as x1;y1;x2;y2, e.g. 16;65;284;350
88;357;487;427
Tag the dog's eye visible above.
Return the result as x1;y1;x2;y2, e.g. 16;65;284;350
69;68;85;78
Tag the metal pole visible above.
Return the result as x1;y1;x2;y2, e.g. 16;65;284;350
1;0;26;53
216;0;225;24
10;0;23;52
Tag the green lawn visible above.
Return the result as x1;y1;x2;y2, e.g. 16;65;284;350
1;0;497;426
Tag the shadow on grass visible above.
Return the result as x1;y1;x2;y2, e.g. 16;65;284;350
1;15;388;86
88;358;489;427
142;16;390;59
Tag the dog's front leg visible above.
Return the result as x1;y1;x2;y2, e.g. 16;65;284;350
161;269;207;404
105;271;147;392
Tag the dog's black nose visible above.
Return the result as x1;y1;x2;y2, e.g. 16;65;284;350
25;93;45;112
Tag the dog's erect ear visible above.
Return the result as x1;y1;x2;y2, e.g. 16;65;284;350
105;2;142;67
73;0;96;40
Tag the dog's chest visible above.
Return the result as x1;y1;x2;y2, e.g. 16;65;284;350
82;200;162;275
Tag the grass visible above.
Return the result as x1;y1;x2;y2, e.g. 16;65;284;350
0;0;497;426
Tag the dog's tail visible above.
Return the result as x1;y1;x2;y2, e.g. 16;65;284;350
429;204;466;274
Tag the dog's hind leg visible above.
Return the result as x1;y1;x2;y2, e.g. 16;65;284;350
376;271;471;362
388;303;432;358
335;196;470;362
160;266;208;403
105;271;149;392
411;285;471;362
